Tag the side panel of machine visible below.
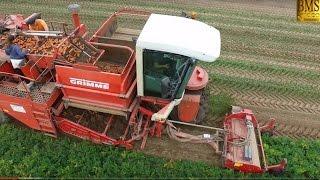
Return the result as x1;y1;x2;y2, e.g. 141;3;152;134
55;65;136;110
0;62;15;74
56;65;122;93
55;117;118;145
0;96;40;130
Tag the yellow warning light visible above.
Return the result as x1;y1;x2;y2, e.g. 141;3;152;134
234;162;243;167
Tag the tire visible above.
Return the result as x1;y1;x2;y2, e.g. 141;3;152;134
0;111;10;124
194;89;209;124
170;89;209;124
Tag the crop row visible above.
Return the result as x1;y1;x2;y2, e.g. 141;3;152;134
232;41;317;61
210;74;320;100
208;59;320;83
210;83;320;115
199;13;320;34
220;26;320;49
221;35;320;59
220;52;320;72
2;1;315;34
208;19;320;39
121;0;296;21
222;40;320;63
210;67;320;93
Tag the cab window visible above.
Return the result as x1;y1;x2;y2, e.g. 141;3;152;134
143;49;190;98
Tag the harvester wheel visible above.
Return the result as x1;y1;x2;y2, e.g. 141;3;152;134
170;89;209;124
194;89;209;124
0;111;10;124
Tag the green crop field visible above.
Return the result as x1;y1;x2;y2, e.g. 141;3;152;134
0;123;319;178
0;0;320;178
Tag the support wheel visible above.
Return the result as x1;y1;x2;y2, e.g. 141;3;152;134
170;89;209;124
194;89;209;124
0;111;10;124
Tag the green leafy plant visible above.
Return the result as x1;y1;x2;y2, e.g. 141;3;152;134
0;123;319;178
209;93;234;118
263;135;320;178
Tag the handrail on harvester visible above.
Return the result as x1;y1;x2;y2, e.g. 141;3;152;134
29;56;45;80
29;56;55;82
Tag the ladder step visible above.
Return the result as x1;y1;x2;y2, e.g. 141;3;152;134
33;112;50;118
38;121;51;126
33;111;47;116
33;111;45;115
39;123;54;130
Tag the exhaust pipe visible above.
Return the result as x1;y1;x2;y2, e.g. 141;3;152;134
68;4;81;28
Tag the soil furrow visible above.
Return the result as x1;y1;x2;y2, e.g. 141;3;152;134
211;85;320;115
219;53;320;72
255;109;320;139
210;66;320;90
222;40;320;63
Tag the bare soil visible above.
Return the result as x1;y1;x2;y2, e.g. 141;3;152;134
62;106;223;165
62;107;108;133
136;134;223;166
211;84;320;139
136;116;224;166
252;105;320;139
146;0;296;16
61;107;127;139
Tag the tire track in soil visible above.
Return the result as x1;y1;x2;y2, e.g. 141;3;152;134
209;66;320;90
211;85;320;115
211;85;320;139
156;0;296;17
219;53;320;72
262;120;320;140
222;39;320;63
213;22;320;40
202;13;320;33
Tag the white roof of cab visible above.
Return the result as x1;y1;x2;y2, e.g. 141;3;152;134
136;14;221;62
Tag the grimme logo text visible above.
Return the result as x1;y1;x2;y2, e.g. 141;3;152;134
70;78;109;90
